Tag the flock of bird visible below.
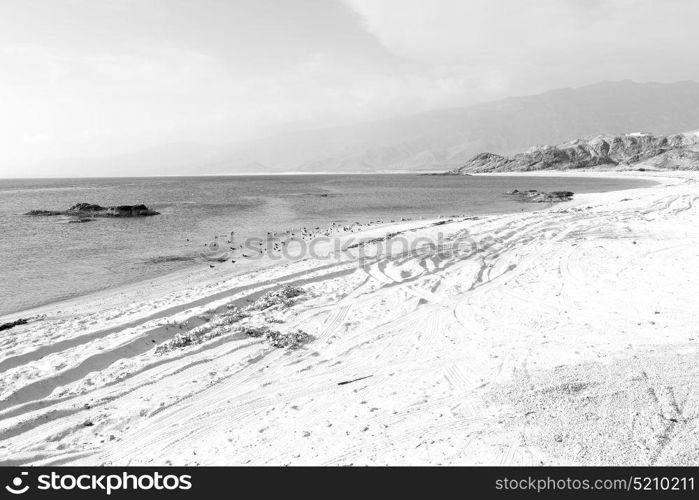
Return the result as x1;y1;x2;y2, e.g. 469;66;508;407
200;217;417;265
194;212;472;267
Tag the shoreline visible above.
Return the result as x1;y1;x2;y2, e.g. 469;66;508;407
1;169;697;465
0;168;669;182
0;170;455;181
0;171;662;323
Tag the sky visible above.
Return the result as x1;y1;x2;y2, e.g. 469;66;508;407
1;0;699;177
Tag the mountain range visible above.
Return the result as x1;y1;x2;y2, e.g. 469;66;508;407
39;80;699;176
452;130;699;173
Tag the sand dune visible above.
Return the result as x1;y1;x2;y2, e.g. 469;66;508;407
0;171;697;465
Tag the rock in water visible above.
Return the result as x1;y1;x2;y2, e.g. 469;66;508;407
25;203;160;218
24;210;63;216
506;190;574;202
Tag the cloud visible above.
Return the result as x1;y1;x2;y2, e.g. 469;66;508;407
0;42;477;173
207;52;479;128
342;0;699;86
2;0;699;175
0;43;228;168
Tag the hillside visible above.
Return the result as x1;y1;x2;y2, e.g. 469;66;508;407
233;80;699;173
451;131;699;173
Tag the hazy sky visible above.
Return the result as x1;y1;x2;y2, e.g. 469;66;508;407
1;0;698;176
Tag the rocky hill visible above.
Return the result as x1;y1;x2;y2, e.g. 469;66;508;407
451;131;699;173
249;81;699;174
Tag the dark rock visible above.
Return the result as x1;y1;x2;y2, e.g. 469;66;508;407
506;190;574;203
25;210;62;216
25;203;159;218
68;203;103;212
0;318;29;331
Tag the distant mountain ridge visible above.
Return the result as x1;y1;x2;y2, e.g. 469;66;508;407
451;131;699;173
236;80;699;174
26;80;699;177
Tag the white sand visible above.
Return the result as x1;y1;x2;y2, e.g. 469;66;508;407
1;170;698;465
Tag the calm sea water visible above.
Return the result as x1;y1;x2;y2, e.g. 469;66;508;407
0;174;651;315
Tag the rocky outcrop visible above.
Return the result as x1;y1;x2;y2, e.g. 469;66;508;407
451;131;699;173
25;210;63;216
459;152;511;171
505;189;574;203
25;203;159;218
0;318;28;331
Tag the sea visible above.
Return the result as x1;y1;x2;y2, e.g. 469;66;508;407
0;174;652;315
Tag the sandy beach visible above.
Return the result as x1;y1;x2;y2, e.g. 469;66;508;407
1;170;698;466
